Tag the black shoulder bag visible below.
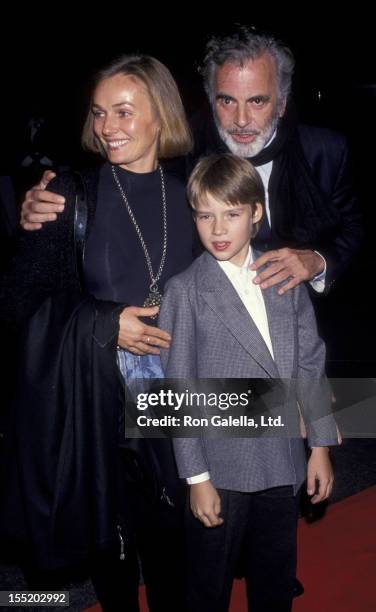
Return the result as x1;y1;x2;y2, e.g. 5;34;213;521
73;171;88;291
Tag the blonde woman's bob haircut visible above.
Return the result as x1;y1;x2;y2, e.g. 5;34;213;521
187;154;265;236
81;54;192;159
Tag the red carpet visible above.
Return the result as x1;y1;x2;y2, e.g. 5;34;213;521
84;486;376;611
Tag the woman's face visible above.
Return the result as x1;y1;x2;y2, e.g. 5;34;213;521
92;73;161;173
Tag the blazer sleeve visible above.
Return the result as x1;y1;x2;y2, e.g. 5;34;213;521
301;128;364;291
322;142;363;289
293;283;339;447
159;275;210;479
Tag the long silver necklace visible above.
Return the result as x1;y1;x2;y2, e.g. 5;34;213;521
111;164;167;314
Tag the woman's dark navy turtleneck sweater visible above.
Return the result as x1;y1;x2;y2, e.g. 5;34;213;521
84;162;194;306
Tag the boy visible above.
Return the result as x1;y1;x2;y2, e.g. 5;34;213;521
159;154;338;612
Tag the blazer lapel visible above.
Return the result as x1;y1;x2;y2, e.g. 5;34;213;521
198;253;279;377
262;285;295;379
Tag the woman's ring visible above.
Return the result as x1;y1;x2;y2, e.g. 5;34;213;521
146;336;150;344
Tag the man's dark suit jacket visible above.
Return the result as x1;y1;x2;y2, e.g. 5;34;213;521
178;111;363;293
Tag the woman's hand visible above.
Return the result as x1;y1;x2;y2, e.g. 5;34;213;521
190;481;224;527
118;305;171;355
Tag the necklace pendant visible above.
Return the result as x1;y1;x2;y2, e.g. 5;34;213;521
143;287;163;316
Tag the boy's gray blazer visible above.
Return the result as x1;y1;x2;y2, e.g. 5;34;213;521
159;250;338;494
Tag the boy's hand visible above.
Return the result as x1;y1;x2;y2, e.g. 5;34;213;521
190;481;224;528
307;447;334;504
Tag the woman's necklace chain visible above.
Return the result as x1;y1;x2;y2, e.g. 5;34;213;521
111;164;167;312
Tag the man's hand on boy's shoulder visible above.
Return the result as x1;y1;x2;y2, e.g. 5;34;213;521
190;481;224;528
250;248;325;294
307;447;334;504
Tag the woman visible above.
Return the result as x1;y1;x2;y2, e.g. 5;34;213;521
0;54;193;612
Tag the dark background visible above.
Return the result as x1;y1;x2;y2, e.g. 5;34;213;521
2;11;376;170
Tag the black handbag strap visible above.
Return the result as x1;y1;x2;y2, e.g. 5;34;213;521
73;172;88;291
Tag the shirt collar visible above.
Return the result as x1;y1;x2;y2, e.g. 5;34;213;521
264;129;277;149
217;247;253;279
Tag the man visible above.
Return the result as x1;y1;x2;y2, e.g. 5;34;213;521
21;27;363;301
188;27;363;296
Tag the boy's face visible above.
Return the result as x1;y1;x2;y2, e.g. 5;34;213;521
194;192;263;267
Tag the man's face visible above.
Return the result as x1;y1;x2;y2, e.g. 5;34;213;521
213;54;286;157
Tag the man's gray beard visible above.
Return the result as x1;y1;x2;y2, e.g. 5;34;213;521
214;112;280;158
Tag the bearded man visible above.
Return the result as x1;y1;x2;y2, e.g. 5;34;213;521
188;27;363;295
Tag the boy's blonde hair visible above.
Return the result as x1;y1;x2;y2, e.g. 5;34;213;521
187;154;265;236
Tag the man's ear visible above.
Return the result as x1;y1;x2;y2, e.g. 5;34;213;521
279;97;287;118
